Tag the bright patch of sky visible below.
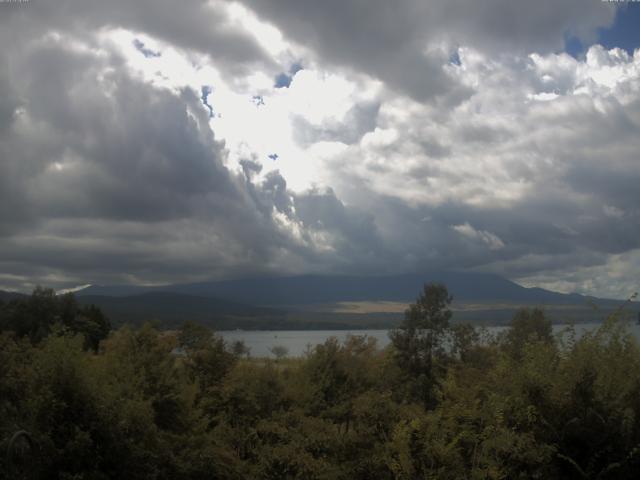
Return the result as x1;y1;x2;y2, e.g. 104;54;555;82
105;26;382;192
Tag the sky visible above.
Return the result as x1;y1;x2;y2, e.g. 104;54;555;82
0;0;639;299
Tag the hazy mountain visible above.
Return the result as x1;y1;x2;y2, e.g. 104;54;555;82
0;290;27;302
76;272;601;306
76;292;287;329
4;272;636;329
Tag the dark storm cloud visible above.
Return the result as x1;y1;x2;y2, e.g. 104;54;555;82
238;0;614;102
0;21;400;290
294;188;383;260
238;0;467;102
2;40;234;224
0;0;637;298
0;28;390;290
0;0;274;75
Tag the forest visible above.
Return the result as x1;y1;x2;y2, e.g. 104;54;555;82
2;285;640;479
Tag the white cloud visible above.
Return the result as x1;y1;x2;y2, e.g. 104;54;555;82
603;205;624;218
517;248;640;299
453;223;505;251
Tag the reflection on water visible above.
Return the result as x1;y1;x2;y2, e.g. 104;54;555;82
220;322;640;358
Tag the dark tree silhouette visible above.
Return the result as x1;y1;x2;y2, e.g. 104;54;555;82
390;283;452;408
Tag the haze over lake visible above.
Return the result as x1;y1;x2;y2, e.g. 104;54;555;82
220;322;640;358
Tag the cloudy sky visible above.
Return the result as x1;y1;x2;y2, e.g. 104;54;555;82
1;0;640;298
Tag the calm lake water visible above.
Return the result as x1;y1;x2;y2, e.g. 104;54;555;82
220;322;640;358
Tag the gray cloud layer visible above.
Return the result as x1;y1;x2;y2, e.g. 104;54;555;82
238;0;614;101
0;0;638;298
0;19;387;289
1;0;274;75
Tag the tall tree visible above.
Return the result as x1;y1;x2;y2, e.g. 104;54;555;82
503;307;552;359
0;288;110;349
389;283;452;408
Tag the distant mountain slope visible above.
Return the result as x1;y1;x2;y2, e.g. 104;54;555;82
6;277;636;329
0;290;27;302
77;291;287;328
1;289;375;330
77;272;604;307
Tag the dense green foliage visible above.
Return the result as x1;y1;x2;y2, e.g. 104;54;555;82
2;285;640;479
0;287;111;350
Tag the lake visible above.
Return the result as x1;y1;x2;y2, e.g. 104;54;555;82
220;322;640;358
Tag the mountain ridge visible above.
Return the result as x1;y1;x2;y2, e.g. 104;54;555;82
2;272;635;329
74;272;606;306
